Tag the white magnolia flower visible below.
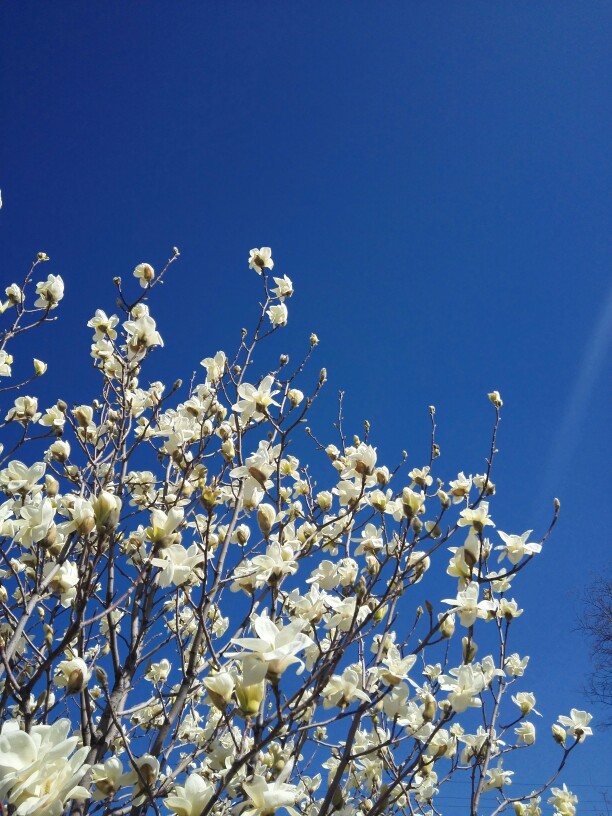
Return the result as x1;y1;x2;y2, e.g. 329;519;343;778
322;666;370;709
0;718;90;815
5;283;24;305
0;350;13;377
34;274;64;309
39;404;66;431
147;506;183;547
271;274;293;298
483;760;513;791
123;313;163;359
325;595;368;632
232;612;314;680
496;529;542;564
548;783;578;816
87;309;119;339
458;501;494;532
505;653;529;677
43;561;79;607
133;262;155;288
144;658;171;683
557;709;593;741
242;758;302;816
151;542;203;587
232;375;280;424
122;754;159;807
353;523;383;556
515;721;536;745
441;581;497;627
165;772;214;816
459;725;504;764
448;472;472;503
91;756;123;800
267;302;288;327
342;443;378;479
248;247;274;274
438;664;486;712
200;350;227;383
376;645;417;686
0;460;45;494
6;396;41;424
250;542;298;585
14;497;55;549
409;466;433;488
54;657;91;693
203;671;235;710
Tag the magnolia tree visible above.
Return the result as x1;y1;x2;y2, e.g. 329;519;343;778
0;248;593;816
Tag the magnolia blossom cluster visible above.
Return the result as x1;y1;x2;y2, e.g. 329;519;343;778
0;248;592;816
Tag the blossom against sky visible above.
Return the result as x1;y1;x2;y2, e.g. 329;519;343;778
1;1;610;803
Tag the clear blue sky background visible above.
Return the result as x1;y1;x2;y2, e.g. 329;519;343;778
1;1;611;806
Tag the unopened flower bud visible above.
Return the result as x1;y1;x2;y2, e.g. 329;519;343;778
310;333;319;347
316;491;333;512
48;439;70;462
93;491;122;533
325;444;339;461
257;503;276;536
422;693;436;722
201;485;220;512
372;600;386;621
45;475;59;497
487;390;503;408
439;612;455;639
235;524;250;545
236;677;265;717
204;671;235;711
366;555;381;577
73;405;94;428
437;488;451;509
41;524;58;549
287;388;304;407
552;724;566;745
462;636;478;663
33;358;47;376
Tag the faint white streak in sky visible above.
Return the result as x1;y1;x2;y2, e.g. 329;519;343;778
539;282;612;508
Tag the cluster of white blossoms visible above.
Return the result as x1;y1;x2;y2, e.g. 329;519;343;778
0;247;592;816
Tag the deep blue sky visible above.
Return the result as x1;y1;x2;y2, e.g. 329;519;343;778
1;1;611;804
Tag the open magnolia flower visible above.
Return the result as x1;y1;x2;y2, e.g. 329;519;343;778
165;772;215;816
248;246;274;273
441;581;498;627
557;709;593;741
231;612;314;681
496;529;542;564
54;656;91;693
232;375;280;424
241;759;303;816
0;718;90;815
